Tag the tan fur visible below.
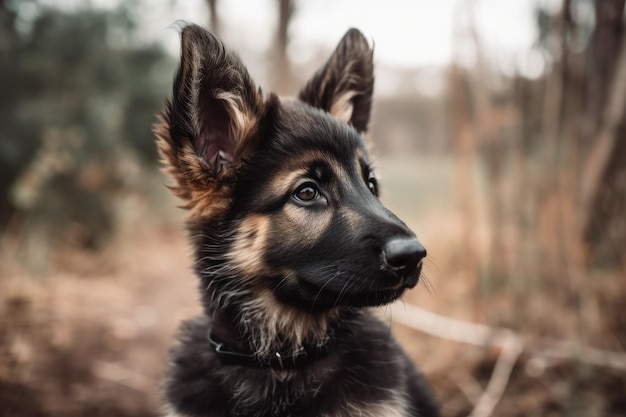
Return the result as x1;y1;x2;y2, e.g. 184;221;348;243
282;204;333;246
331;400;407;417
304;48;371;130
273;149;353;184
340;208;366;230
267;168;308;195
239;289;338;357
275;149;334;175
154;111;237;221
329;90;357;123
162;411;189;417
217;90;261;157
162;404;192;417
229;215;270;277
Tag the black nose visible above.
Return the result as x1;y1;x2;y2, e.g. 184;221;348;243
382;238;427;276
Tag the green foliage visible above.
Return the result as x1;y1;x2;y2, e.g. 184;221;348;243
0;1;174;248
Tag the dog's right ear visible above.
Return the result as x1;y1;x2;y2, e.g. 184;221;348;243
298;28;374;133
155;24;265;215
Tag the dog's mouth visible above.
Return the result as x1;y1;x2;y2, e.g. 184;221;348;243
350;263;422;307
273;261;422;310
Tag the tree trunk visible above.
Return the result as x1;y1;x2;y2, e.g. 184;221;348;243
274;0;292;94
582;0;626;267
207;0;220;36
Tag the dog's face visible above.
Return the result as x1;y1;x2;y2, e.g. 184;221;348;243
156;25;426;314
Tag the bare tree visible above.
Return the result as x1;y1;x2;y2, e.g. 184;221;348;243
274;0;293;94
582;0;626;267
207;0;220;36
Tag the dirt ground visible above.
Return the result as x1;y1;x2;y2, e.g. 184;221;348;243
0;226;199;417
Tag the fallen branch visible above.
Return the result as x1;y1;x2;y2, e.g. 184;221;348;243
467;332;523;417
532;338;626;372
389;302;626;370
388;302;626;417
389;303;523;417
390;302;495;347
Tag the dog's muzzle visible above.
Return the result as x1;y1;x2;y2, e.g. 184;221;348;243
381;237;426;278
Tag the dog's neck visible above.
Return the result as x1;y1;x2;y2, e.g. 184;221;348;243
207;297;341;359
207;315;335;370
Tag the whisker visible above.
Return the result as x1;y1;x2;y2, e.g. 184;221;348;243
419;271;436;295
311;268;342;312
334;273;359;307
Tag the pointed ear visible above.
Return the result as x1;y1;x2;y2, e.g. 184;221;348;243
157;24;264;187
298;28;374;133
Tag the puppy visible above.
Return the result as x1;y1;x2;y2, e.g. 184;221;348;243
155;24;439;417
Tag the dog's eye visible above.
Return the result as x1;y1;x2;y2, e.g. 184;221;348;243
367;175;378;196
294;183;319;203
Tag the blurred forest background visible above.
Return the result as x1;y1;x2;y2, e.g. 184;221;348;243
1;0;625;416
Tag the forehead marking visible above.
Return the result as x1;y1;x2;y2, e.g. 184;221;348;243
269;150;359;193
269;169;309;196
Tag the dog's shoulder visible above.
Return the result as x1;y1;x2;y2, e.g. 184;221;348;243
330;310;439;417
164;316;228;417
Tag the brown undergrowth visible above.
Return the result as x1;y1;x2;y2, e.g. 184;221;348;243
1;156;624;416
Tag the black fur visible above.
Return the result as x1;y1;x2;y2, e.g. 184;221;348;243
157;24;439;417
167;311;438;417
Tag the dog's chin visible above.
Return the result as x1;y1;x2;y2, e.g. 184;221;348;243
272;270;421;311
339;286;408;308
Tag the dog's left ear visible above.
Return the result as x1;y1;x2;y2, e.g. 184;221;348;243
155;24;268;217
298;28;374;133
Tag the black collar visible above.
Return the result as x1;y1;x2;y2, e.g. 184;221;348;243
207;329;334;370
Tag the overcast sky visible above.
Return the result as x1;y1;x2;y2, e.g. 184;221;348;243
43;0;558;82
147;0;544;68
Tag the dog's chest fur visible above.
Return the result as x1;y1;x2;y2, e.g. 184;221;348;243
164;311;433;417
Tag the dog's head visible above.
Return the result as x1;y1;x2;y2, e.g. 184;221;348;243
156;25;426;313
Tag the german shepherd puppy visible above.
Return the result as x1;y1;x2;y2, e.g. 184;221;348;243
155;24;439;417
